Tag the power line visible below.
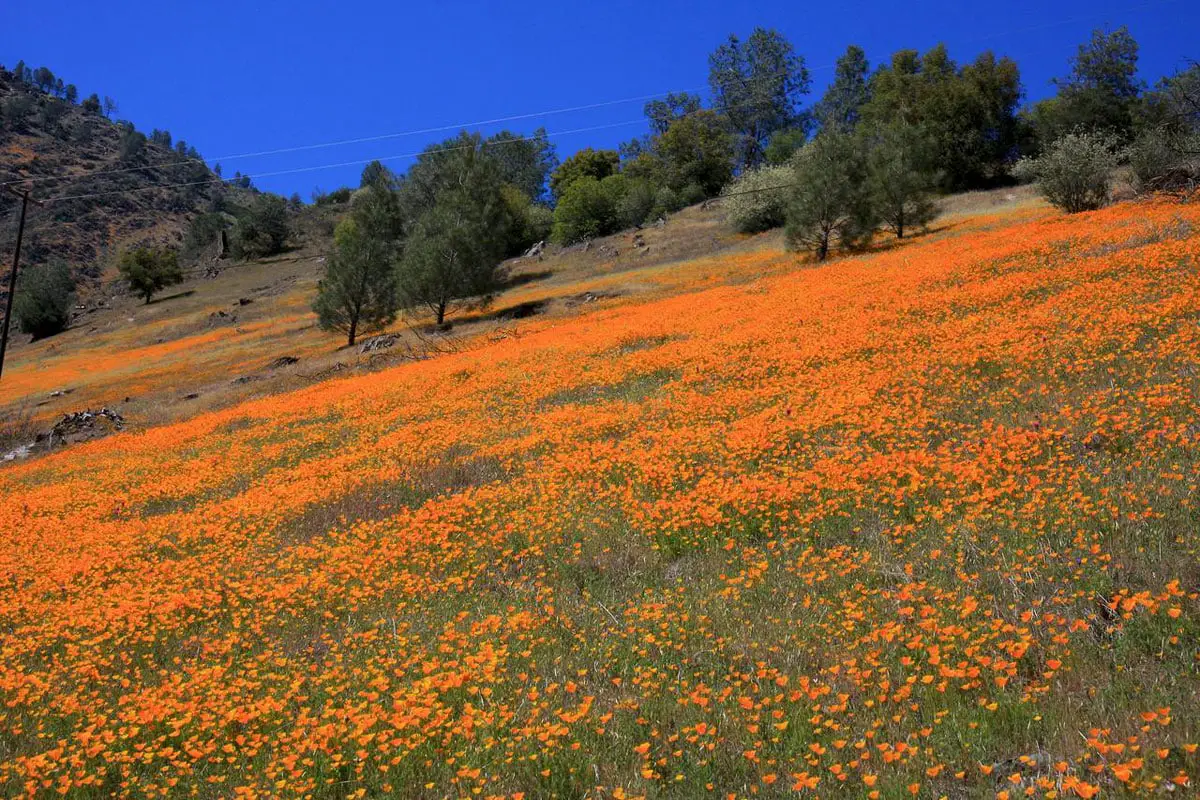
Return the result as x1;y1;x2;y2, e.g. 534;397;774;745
9;0;1182;197
42;119;647;204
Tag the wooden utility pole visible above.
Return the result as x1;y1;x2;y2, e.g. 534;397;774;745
0;186;32;382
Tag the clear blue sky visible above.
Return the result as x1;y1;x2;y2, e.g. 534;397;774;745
2;0;1195;199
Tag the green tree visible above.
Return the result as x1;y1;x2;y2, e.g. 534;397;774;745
864;121;939;239
483;128;559;202
785;133;876;260
396;141;519;325
549;148;620;200
231;195;290;259
1033;27;1143;144
550;175;626;244
13;260;75;339
644;92;704;135
64;84;78;104
117;247;182;304
360;160;399;191
708;27;811;168
721;163;794;233
312;193;401;346
655;110;736;197
80;93;101;114
814;45;871;132
764;128;808;165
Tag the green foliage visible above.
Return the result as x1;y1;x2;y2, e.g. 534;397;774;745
861;45;1023;190
360;160;399;191
655;110;735;197
618;179;657;228
117;246;182;304
1033;27;1143;144
118;125;146;162
1013;131;1119;213
80;93;101;115
231;195;290;259
764;128;808;166
13;260;74;340
182;212;232;260
1127;127;1200;195
863;121;939;238
785;133;876;259
551;176;621;244
721;163;794;233
483;128;559;202
814;44;871;132
1;94;35;132
649;185;682;220
549;148;620;200
396;138;519;324
708;27;811;168
644;92;703;136
313;195;401;346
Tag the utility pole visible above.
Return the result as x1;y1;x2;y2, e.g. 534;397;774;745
0;186;32;382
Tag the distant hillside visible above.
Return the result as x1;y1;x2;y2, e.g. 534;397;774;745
0;64;223;288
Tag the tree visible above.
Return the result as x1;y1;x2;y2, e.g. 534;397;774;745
864;121;939;239
64;84;78;104
785;133;876;260
313;191;401;346
549;148;620;200
32;66;54;93
648;110;735;197
1012;131;1119;213
117;247;183;304
764;128;808;165
861;45;1022;190
708;27;811;168
396;139;519;325
231;195;290;259
1034;27;1143;144
814;45;871;132
550;175;624;244
483;128;559;202
80;93;101;115
102;96;118;118
118;126;147;162
644;92;704;135
13;260;75;339
360;160;399;191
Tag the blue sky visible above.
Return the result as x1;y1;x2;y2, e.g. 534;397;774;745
2;0;1195;199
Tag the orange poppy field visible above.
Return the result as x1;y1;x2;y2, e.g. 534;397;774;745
1;198;1199;798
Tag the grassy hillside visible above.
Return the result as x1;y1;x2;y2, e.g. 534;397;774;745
1;195;1197;798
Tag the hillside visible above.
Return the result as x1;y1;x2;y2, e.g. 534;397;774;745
0;67;219;288
2;194;1198;797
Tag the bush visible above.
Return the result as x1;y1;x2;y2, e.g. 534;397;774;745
679;183;707;207
13;260;74;339
551;176;621;244
1128;128;1200;195
1013;131;1119;213
231;195;290;259
618;179;657;228
721;164;794;233
649;186;682;221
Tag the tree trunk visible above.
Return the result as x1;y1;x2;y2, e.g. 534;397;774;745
436;301;446;326
347;317;357;347
817;236;829;261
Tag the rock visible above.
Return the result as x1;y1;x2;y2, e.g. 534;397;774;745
359;333;400;354
522;240;545;259
267;356;300;369
41;408;126;449
236;297;254;306
655;216;666;228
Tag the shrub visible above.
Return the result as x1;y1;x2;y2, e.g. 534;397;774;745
13;260;74;339
1012;131;1119;213
117;247;182;304
679;183;707;207
618;179;657;228
1128;128;1200;195
551;177;620;244
721;164;794;233
231;195;290;259
649;186;681;221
